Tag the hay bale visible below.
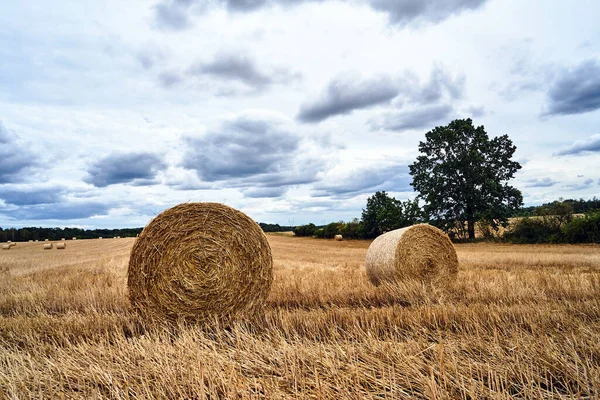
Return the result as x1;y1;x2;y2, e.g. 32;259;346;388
44;239;49;242
43;244;53;250
72;237;77;240
128;202;273;322
9;242;16;247
334;234;343;241
99;237;102;240
56;243;66;250
28;240;33;242
365;224;458;286
61;238;65;241
2;244;10;250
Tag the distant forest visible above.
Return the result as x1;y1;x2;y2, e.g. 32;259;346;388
0;222;294;242
512;197;600;216
1;198;598;243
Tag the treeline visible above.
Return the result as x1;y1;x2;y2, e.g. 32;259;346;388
505;201;600;244
258;223;294;232
512;197;600;217
294;193;600;244
0;222;293;242
294;192;422;240
0;227;142;242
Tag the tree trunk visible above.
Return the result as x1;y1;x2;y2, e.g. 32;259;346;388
467;219;475;240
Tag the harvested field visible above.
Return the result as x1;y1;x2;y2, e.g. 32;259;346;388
1;236;599;398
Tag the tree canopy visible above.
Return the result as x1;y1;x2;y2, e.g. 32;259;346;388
361;191;421;239
409;119;523;239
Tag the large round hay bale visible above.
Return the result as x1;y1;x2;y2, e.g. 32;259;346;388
43;244;53;250
1;244;10;250
334;234;343;241
128;202;273;323
365;224;458;286
9;242;16;247
56;243;66;250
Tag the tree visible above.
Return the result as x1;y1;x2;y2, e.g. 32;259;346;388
409;119;523;240
361;191;422;238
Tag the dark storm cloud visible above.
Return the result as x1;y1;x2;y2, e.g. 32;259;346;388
370;104;454;132
189;52;273;88
0;186;64;206
565;178;594;191
368;0;488;26
154;0;195;30
153;0;488;30
183;117;299;181
298;75;399;123
312;163;412;198
181;112;325;194
554;134;600;156
158;71;183;88
298;67;463;123
84;152;167;187
524;177;559;188
242;186;288;198
543;59;600;116
0;121;38;184
0;201;112;220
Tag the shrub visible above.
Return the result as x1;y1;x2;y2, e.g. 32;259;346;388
293;223;317;237
503;217;563;244
562;212;600;243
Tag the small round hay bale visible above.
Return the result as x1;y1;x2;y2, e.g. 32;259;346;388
72;237;77;240
128;202;273;322
43;244;53;250
334;234;343;241
2;244;10;250
44;239;49;242
28;240;33;242
56;243;66;250
365;224;458;286
9;242;16;247
99;237;103;240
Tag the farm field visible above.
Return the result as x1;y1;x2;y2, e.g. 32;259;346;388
1;236;599;398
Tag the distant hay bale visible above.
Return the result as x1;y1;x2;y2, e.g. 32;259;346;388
9;242;16;247
117;236;121;239
2;244;10;250
61;238;65;241
72;237;77;240
43;244;53;250
56;243;66;250
44;239;49;242
99;237;103;240
365;224;458;286
128;202;273;323
334;234;343;241
28;240;33;242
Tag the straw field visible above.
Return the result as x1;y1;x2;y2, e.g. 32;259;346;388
1;236;599;398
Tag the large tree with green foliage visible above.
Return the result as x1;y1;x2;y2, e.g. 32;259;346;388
361;191;422;238
409;119;523;239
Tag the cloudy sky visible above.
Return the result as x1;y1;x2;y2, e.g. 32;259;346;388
1;0;599;228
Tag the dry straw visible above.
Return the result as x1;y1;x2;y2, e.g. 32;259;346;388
334;234;343;241
56;243;66;250
366;224;458;286
128;202;273;323
43;244;53;250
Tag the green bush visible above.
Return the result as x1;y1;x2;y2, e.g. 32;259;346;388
503;217;563;244
293;223;317;237
562;212;600;243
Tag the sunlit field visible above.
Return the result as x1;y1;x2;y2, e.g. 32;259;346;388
1;236;599;398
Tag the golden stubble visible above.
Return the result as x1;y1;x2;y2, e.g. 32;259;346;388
1;236;599;399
